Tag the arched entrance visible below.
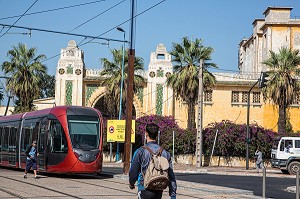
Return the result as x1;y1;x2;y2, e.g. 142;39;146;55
86;87;142;119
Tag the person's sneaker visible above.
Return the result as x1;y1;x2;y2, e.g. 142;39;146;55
34;176;39;179
24;174;27;179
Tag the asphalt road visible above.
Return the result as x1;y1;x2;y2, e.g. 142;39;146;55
175;173;295;199
103;167;296;199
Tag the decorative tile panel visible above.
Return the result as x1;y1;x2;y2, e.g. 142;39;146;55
67;64;73;74
65;81;73;105
156;67;164;77
85;84;100;106
156;84;163;115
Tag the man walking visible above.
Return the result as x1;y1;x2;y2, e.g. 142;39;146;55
129;123;177;199
24;140;39;179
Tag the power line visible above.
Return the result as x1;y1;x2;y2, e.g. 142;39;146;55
68;0;126;33
43;0;167;64
0;0;106;21
0;0;38;38
1;0;167;64
82;0;167;46
0;23;127;43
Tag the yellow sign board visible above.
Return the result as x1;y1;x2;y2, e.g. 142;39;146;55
107;120;135;143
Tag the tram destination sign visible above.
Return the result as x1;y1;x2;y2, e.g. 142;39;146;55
106;120;135;143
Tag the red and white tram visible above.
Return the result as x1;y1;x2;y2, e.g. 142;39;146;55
0;106;103;174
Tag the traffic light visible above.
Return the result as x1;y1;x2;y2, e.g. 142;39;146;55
259;71;269;88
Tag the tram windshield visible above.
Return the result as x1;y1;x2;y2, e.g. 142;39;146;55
68;116;100;150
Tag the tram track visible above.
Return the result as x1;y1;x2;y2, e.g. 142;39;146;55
0;186;26;199
66;174;204;199
0;169;204;199
0;175;83;199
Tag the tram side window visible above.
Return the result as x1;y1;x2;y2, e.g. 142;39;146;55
49;120;68;153
0;127;2;151
21;127;32;152
9;127;17;152
3;127;9;151
32;122;39;141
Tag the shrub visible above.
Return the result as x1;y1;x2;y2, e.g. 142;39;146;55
135;115;196;154
203;120;276;158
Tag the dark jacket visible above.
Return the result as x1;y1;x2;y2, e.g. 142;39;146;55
25;145;37;159
129;141;177;198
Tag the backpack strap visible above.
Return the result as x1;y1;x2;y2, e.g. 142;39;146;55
143;146;164;156
157;147;164;156
143;146;154;156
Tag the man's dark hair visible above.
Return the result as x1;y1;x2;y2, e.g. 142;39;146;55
146;123;159;140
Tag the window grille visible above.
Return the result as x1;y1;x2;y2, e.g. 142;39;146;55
204;90;213;102
231;91;239;103
253;92;261;103
242;92;248;103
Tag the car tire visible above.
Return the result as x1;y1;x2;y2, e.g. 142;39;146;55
281;169;289;174
288;161;300;175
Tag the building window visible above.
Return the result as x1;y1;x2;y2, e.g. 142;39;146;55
231;91;239;103
242;92;248;103
293;93;300;104
253;92;261;103
204;90;213;102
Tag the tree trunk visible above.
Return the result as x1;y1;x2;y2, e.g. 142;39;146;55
278;104;286;134
187;102;196;130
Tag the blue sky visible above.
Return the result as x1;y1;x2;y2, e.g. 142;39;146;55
0;0;300;77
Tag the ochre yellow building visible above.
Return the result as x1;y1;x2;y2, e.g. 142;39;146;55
36;7;300;132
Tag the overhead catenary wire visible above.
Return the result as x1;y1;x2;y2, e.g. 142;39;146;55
40;0;167;64
0;0;106;21
68;0;126;33
0;0;38;38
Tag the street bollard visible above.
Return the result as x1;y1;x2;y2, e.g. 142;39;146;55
297;171;299;199
263;167;266;199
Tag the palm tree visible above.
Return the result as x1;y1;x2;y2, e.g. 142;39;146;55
167;37;217;130
100;48;145;117
262;47;300;134
1;43;47;113
39;74;55;98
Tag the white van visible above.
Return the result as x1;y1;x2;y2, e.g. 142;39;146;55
271;137;300;174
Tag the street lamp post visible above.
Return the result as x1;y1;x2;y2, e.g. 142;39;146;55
116;27;126;162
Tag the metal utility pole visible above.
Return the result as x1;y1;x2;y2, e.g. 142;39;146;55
196;59;204;168
123;0;136;174
246;80;258;169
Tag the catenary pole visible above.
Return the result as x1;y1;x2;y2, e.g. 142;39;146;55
123;0;136;174
196;59;204;168
246;80;258;169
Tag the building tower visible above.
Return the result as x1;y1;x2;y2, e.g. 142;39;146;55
55;40;85;106
145;44;173;116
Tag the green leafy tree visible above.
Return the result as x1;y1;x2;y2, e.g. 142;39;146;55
167;37;217;129
262;47;300;134
39;74;55;98
1;43;47;113
100;48;145;117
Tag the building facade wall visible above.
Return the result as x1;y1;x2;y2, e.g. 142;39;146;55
49;7;300;133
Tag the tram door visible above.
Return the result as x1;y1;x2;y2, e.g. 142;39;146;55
8;126;17;166
37;118;48;171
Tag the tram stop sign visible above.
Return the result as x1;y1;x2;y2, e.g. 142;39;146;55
106;120;135;143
